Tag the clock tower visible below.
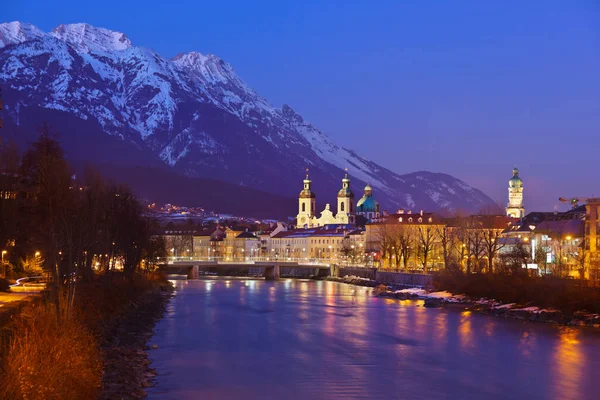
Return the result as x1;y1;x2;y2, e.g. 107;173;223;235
506;166;525;218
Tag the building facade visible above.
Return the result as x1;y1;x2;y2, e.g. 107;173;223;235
296;172;359;227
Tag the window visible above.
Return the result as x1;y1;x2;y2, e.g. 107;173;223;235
418;218;422;223
341;202;345;212
302;203;306;212
408;217;413;223
398;217;402;222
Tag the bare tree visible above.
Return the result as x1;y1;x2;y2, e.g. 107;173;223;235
394;225;414;270
416;225;436;272
482;228;505;273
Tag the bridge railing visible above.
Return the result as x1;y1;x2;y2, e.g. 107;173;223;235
157;256;333;266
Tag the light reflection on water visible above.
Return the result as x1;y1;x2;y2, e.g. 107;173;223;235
148;279;600;400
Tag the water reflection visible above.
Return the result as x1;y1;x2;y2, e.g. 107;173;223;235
148;279;600;400
458;311;474;351
553;328;585;400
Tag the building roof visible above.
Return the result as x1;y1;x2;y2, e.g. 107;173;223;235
271;224;355;239
534;220;584;238
193;229;215;237
236;231;258;239
369;212;441;226
228;226;248;232
503;208;585;234
449;215;516;230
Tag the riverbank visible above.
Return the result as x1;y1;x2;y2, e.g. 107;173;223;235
100;280;174;400
328;275;600;327
0;273;174;399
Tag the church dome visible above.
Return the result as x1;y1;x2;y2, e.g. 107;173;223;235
509;167;523;188
337;173;354;198
337;187;354;197
357;195;378;211
357;184;379;212
299;174;315;198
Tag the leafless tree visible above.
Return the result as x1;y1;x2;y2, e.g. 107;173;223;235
416;225;436;272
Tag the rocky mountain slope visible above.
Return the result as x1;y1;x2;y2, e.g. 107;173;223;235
0;21;496;215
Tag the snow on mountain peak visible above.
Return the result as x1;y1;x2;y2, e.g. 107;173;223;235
50;23;132;53
0;21;497;213
172;51;235;84
0;21;45;49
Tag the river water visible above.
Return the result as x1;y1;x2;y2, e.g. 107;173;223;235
147;278;600;400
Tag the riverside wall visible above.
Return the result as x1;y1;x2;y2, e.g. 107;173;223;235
333;266;433;287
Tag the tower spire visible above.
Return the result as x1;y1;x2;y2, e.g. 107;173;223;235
506;166;525;218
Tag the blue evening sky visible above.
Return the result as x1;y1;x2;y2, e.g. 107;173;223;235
3;0;599;211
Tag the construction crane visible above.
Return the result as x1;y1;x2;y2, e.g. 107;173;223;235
559;197;588;209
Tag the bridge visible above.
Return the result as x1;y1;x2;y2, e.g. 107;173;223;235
157;257;332;281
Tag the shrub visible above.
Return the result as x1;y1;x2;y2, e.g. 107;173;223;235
0;304;102;400
0;278;9;292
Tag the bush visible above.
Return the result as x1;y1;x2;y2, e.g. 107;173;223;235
0;304;102;400
0;278;10;292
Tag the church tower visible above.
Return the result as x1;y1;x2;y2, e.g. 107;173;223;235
297;171;316;227
336;171;355;224
506;166;525;218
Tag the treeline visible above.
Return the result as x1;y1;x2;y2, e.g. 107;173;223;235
371;214;597;280
0;125;166;317
371;216;508;274
0;126;170;399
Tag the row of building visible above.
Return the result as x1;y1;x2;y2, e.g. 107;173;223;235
161;168;600;279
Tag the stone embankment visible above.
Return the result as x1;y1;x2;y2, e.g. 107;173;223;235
100;283;174;400
329;275;600;328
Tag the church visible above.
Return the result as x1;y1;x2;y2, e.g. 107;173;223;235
296;171;380;228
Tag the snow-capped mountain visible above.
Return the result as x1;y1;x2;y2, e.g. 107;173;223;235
0;21;497;214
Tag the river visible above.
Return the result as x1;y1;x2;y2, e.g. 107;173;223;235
147;278;600;400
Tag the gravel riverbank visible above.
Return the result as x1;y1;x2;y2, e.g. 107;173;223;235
100;283;174;400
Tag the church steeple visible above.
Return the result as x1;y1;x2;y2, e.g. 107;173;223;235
297;168;316;227
336;169;355;224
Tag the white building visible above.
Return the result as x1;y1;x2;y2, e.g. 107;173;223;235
296;172;356;227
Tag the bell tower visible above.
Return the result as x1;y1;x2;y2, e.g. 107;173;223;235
297;169;316;227
336;170;355;224
506;166;525;218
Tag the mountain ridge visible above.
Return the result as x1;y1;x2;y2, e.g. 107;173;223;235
0;21;498;215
